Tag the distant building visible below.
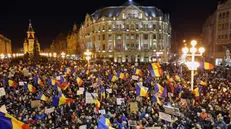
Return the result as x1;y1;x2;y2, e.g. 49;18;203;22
23;20;40;55
79;0;171;63
66;24;79;55
0;34;12;55
202;0;231;65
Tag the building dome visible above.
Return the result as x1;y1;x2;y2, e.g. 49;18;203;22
91;0;165;20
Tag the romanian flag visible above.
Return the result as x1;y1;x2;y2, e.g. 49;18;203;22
136;83;148;98
152;96;161;105
200;81;207;86
108;75;118;82
76;77;83;86
117;72;126;80
0;112;31;129
200;62;214;70
85;69;90;75
100;87;106;100
52;93;73;107
8;80;17;88
148;63;163;77
96;75;103;85
97;116;114;129
24;83;36;93
166;75;174;83
36;93;48;102
192;88;200;97
105;70;109;76
37;77;45;87
162;86;167;97
54;83;62;92
134;69;142;76
91;94;100;111
175;75;181;82
155;83;164;95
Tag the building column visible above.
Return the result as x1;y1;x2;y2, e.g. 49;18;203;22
140;34;143;50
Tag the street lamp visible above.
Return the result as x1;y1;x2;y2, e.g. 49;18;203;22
182;40;205;91
0;54;4;60
61;52;66;59
84;50;92;67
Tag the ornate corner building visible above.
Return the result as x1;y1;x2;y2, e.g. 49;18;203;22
78;1;171;63
0;34;12;55
23;21;40;55
202;0;231;65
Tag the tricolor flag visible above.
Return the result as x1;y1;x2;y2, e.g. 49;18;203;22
200;81;207;86
0;112;31;129
108;75;118;82
97;116;114;129
36;93;48;102
8;80;17;88
24;83;36;93
100;87;106;100
152;96;161;105
37;77;45;87
91;94;100;111
117;72;126;80
155;83;164;95
136;83;148;98
162;86;167;97
174;75;181;82
200;62;214;70
134;68;142;76
148;63;163;77
52;93;73;107
192;87;200;97
76;77;83;86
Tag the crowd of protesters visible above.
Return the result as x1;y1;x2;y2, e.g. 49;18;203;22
1;58;231;129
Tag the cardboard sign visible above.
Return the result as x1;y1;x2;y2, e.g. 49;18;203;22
132;75;139;81
45;107;55;114
31;100;41;108
0;105;7;113
79;125;87;129
159;112;172;122
117;98;125;105
23;69;29;77
106;89;112;93
163;105;180;116
0;88;6;97
99;109;106;114
77;90;84;95
130;102;138;113
128;120;137;127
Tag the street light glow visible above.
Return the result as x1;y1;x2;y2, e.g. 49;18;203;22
191;40;197;47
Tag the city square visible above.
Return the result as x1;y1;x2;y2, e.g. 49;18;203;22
0;0;231;129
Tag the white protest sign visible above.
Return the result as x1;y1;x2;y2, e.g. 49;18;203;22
19;82;24;86
106;89;112;93
0;88;6;97
163;105;180;116
159;112;172;122
77;90;84;95
79;125;87;129
132;75;139;81
23;69;29;77
0;105;7;114
117;98;125;105
86;92;97;104
45;107;55;114
99;109;106;114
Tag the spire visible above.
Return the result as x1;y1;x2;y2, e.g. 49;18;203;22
73;23;77;31
28;19;34;32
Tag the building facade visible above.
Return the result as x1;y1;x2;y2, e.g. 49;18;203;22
79;1;171;63
0;34;12;55
202;0;231;65
23;21;40;55
67;24;79;55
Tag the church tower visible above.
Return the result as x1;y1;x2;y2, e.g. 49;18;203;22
23;20;40;55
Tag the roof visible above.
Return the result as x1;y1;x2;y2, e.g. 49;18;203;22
91;1;166;20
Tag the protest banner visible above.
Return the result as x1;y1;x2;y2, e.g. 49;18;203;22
132;75;139;81
45;107;55;114
159;112;172;122
106;89;112;93
99;109;106;114
117;98;125;105
31;100;41;108
0;88;6;97
163;105;180;116
79;125;87;129
86;92;97;104
130;102;138;113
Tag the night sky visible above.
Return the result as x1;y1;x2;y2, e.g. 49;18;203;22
0;0;219;51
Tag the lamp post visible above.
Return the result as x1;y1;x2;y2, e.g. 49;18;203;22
61;52;66;60
84;50;92;67
182;40;205;91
